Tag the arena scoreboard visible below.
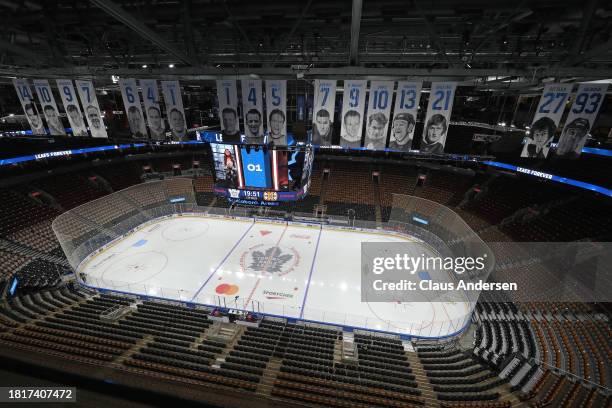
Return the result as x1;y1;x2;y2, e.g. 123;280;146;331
208;142;313;205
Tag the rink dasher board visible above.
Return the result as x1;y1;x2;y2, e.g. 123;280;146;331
73;213;471;340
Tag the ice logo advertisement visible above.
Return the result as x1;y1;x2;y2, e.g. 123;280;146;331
240;244;300;276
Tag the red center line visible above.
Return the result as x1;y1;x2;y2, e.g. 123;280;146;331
245;223;290;305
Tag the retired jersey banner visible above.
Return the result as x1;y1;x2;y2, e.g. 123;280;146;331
140;79;165;141
389;81;421;151
13;78;46;135
556;83;608;159
340;80;367;148
312;79;336;146
241;79;264;144
364;81;393;150
119;78;147;139
521;83;572;158
217;79;240;143
32;79;65;136
56;79;88;137
265;80;287;146
420;82;456;154
75;80;107;138
161;80;187;141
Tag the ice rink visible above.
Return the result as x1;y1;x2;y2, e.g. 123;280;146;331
78;215;471;338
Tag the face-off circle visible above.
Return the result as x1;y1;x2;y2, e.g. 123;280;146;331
161;220;209;241
99;251;168;286
240;244;300;276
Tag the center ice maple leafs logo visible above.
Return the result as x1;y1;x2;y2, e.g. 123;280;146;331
249;246;293;274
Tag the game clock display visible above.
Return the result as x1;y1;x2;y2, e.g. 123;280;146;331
209;142;313;203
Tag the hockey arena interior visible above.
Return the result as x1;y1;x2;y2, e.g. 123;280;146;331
0;0;611;407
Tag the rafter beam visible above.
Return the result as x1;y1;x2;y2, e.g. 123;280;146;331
565;37;612;66
349;0;362;65
181;0;198;63
6;66;611;83
0;38;49;64
563;0;598;66
273;0;314;63
221;0;258;56
413;0;455;68
89;0;198;66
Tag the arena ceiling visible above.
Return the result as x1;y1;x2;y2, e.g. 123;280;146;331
0;0;611;89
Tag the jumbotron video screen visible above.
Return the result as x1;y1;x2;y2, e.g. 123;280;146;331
208;142;313;204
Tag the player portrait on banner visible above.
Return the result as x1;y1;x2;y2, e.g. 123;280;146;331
311;80;336;146
161;80;187;141
364;81;393;150
364;112;388;149
340;110;362;148
66;104;88;136
312;109;333;145
555;83;607;159
119;78;147;139
56;79;88;137
420;82;456;154
390;81;421;151
140;79;165;141
127;106;147;138
340;80;367;148
556;118;590;159
13;78;46;135
268;109;287;146
221;107;241;143
33;80;66;136
217;80;240;143
521;83;572;158
43;105;64;135
244;109;264;144
265;80;287;146
421;114;448;154
388;113;416;151
241;80;264;144
146;106;165;140
521;117;556;158
75;80;108;138
169;108;186;139
85;105;104;134
25;103;45;135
